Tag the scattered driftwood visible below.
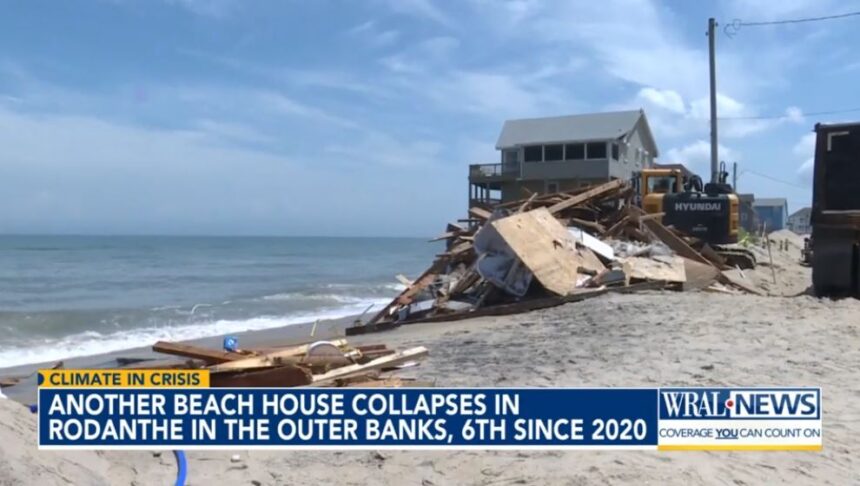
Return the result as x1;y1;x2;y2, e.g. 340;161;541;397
347;178;763;336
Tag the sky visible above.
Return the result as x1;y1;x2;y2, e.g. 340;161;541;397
1;0;859;237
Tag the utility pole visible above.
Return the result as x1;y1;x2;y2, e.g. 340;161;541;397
708;17;719;184
733;161;737;191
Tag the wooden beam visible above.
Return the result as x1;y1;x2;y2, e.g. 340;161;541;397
468;206;493;221
640;214;713;267
210;365;312;388
152;341;249;364
568;218;606;234
312;347;429;385
363;260;445;326
517;193;538;213
546;179;625;215
208;339;349;372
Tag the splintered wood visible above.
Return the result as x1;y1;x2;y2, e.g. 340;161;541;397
140;339;428;388
347;178;764;335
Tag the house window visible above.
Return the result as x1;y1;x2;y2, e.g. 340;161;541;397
565;143;585;160
544;144;563;161
524;145;543;162
586;142;607;159
546;181;560;193
611;143;620;161
503;149;519;164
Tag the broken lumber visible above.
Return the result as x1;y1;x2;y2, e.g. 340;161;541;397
210;365;313;388
312;346;429;385
640;214;714;267
152;341;249;364
208;339;349;372
468;206;493;221
546;179;625;215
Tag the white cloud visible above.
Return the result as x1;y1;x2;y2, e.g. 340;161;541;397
257;92;359;129
377;0;452;27
638;87;685;114
345;20;400;47
664;140;738;174
794;132;816;182
163;0;239;18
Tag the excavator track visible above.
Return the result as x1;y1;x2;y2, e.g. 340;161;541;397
711;244;757;270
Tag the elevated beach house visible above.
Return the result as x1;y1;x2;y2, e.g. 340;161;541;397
468;109;658;207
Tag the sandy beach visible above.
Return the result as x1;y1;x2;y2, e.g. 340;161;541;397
3;273;859;485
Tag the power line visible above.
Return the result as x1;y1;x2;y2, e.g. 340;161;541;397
720;107;860;121
724;10;860;36
741;169;808;189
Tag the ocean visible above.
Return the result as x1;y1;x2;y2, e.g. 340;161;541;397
0;235;437;368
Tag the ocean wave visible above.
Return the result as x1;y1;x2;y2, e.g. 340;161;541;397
259;292;364;304
0;298;391;369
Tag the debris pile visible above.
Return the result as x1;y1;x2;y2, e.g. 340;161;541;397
349;179;762;335
148;339;430;387
0;340;430;390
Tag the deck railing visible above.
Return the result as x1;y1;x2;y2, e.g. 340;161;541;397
469;162;520;178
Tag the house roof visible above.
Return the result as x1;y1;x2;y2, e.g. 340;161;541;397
789;207;812;219
496;109;658;155
753;198;788;208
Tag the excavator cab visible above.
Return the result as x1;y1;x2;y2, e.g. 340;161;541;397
636;165;754;268
640;168;684;214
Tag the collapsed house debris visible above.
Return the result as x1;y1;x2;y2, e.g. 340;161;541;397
0;340;430;391
146;339;430;387
348;179;764;335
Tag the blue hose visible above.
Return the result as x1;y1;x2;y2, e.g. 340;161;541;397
173;450;188;486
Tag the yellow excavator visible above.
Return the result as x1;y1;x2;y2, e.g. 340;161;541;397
636;162;755;268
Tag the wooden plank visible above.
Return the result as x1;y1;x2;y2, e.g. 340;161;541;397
312;347;429;385
208;339;349;373
640;214;714;267
546;179;625;215
363;260;445;326
682;258;721;290
620;255;686;283
210;365;312;388
577;247;606;275
517;193;538;213
152;341;249;364
719;270;767;296
468;206;493;221
395;274;413;287
568;218;606;234
604;214;632;238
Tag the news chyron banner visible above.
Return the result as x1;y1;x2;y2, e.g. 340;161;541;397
37;370;822;451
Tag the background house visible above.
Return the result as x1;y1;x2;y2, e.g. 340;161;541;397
468;109;658;207
737;193;757;233
787;207;812;234
753;198;789;231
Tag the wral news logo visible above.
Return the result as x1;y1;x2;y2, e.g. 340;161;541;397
659;388;820;420
656;387;823;451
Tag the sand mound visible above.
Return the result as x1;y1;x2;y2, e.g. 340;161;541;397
0;398;114;485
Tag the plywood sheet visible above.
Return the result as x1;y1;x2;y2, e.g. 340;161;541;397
620;255;687;283
490;207;581;295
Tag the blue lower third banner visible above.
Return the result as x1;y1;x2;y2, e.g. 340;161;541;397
37;387;822;450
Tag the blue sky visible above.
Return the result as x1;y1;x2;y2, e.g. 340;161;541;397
1;0;859;236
